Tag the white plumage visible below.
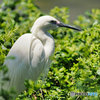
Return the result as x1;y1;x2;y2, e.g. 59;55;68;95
2;15;81;95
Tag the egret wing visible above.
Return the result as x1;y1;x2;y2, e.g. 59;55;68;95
3;34;32;93
2;34;45;94
26;36;45;81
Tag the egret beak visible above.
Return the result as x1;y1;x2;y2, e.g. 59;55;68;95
57;22;81;31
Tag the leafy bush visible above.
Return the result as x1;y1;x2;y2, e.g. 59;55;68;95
0;0;100;100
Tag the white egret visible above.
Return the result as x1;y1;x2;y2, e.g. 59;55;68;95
2;15;81;95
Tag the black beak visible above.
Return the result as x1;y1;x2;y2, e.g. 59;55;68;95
57;22;81;31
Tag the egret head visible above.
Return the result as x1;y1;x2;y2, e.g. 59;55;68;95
31;15;81;33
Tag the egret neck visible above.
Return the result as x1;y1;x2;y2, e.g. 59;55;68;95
31;26;55;59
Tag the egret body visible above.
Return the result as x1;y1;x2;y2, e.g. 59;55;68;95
2;15;81;94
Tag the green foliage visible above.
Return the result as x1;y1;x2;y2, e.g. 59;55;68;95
0;0;100;99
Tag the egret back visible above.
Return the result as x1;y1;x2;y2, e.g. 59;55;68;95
3;34;45;94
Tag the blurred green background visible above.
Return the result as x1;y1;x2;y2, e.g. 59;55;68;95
35;0;100;23
0;0;100;23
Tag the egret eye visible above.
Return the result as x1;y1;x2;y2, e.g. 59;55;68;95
50;20;57;24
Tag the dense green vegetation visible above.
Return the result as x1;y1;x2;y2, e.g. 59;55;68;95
0;0;100;99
